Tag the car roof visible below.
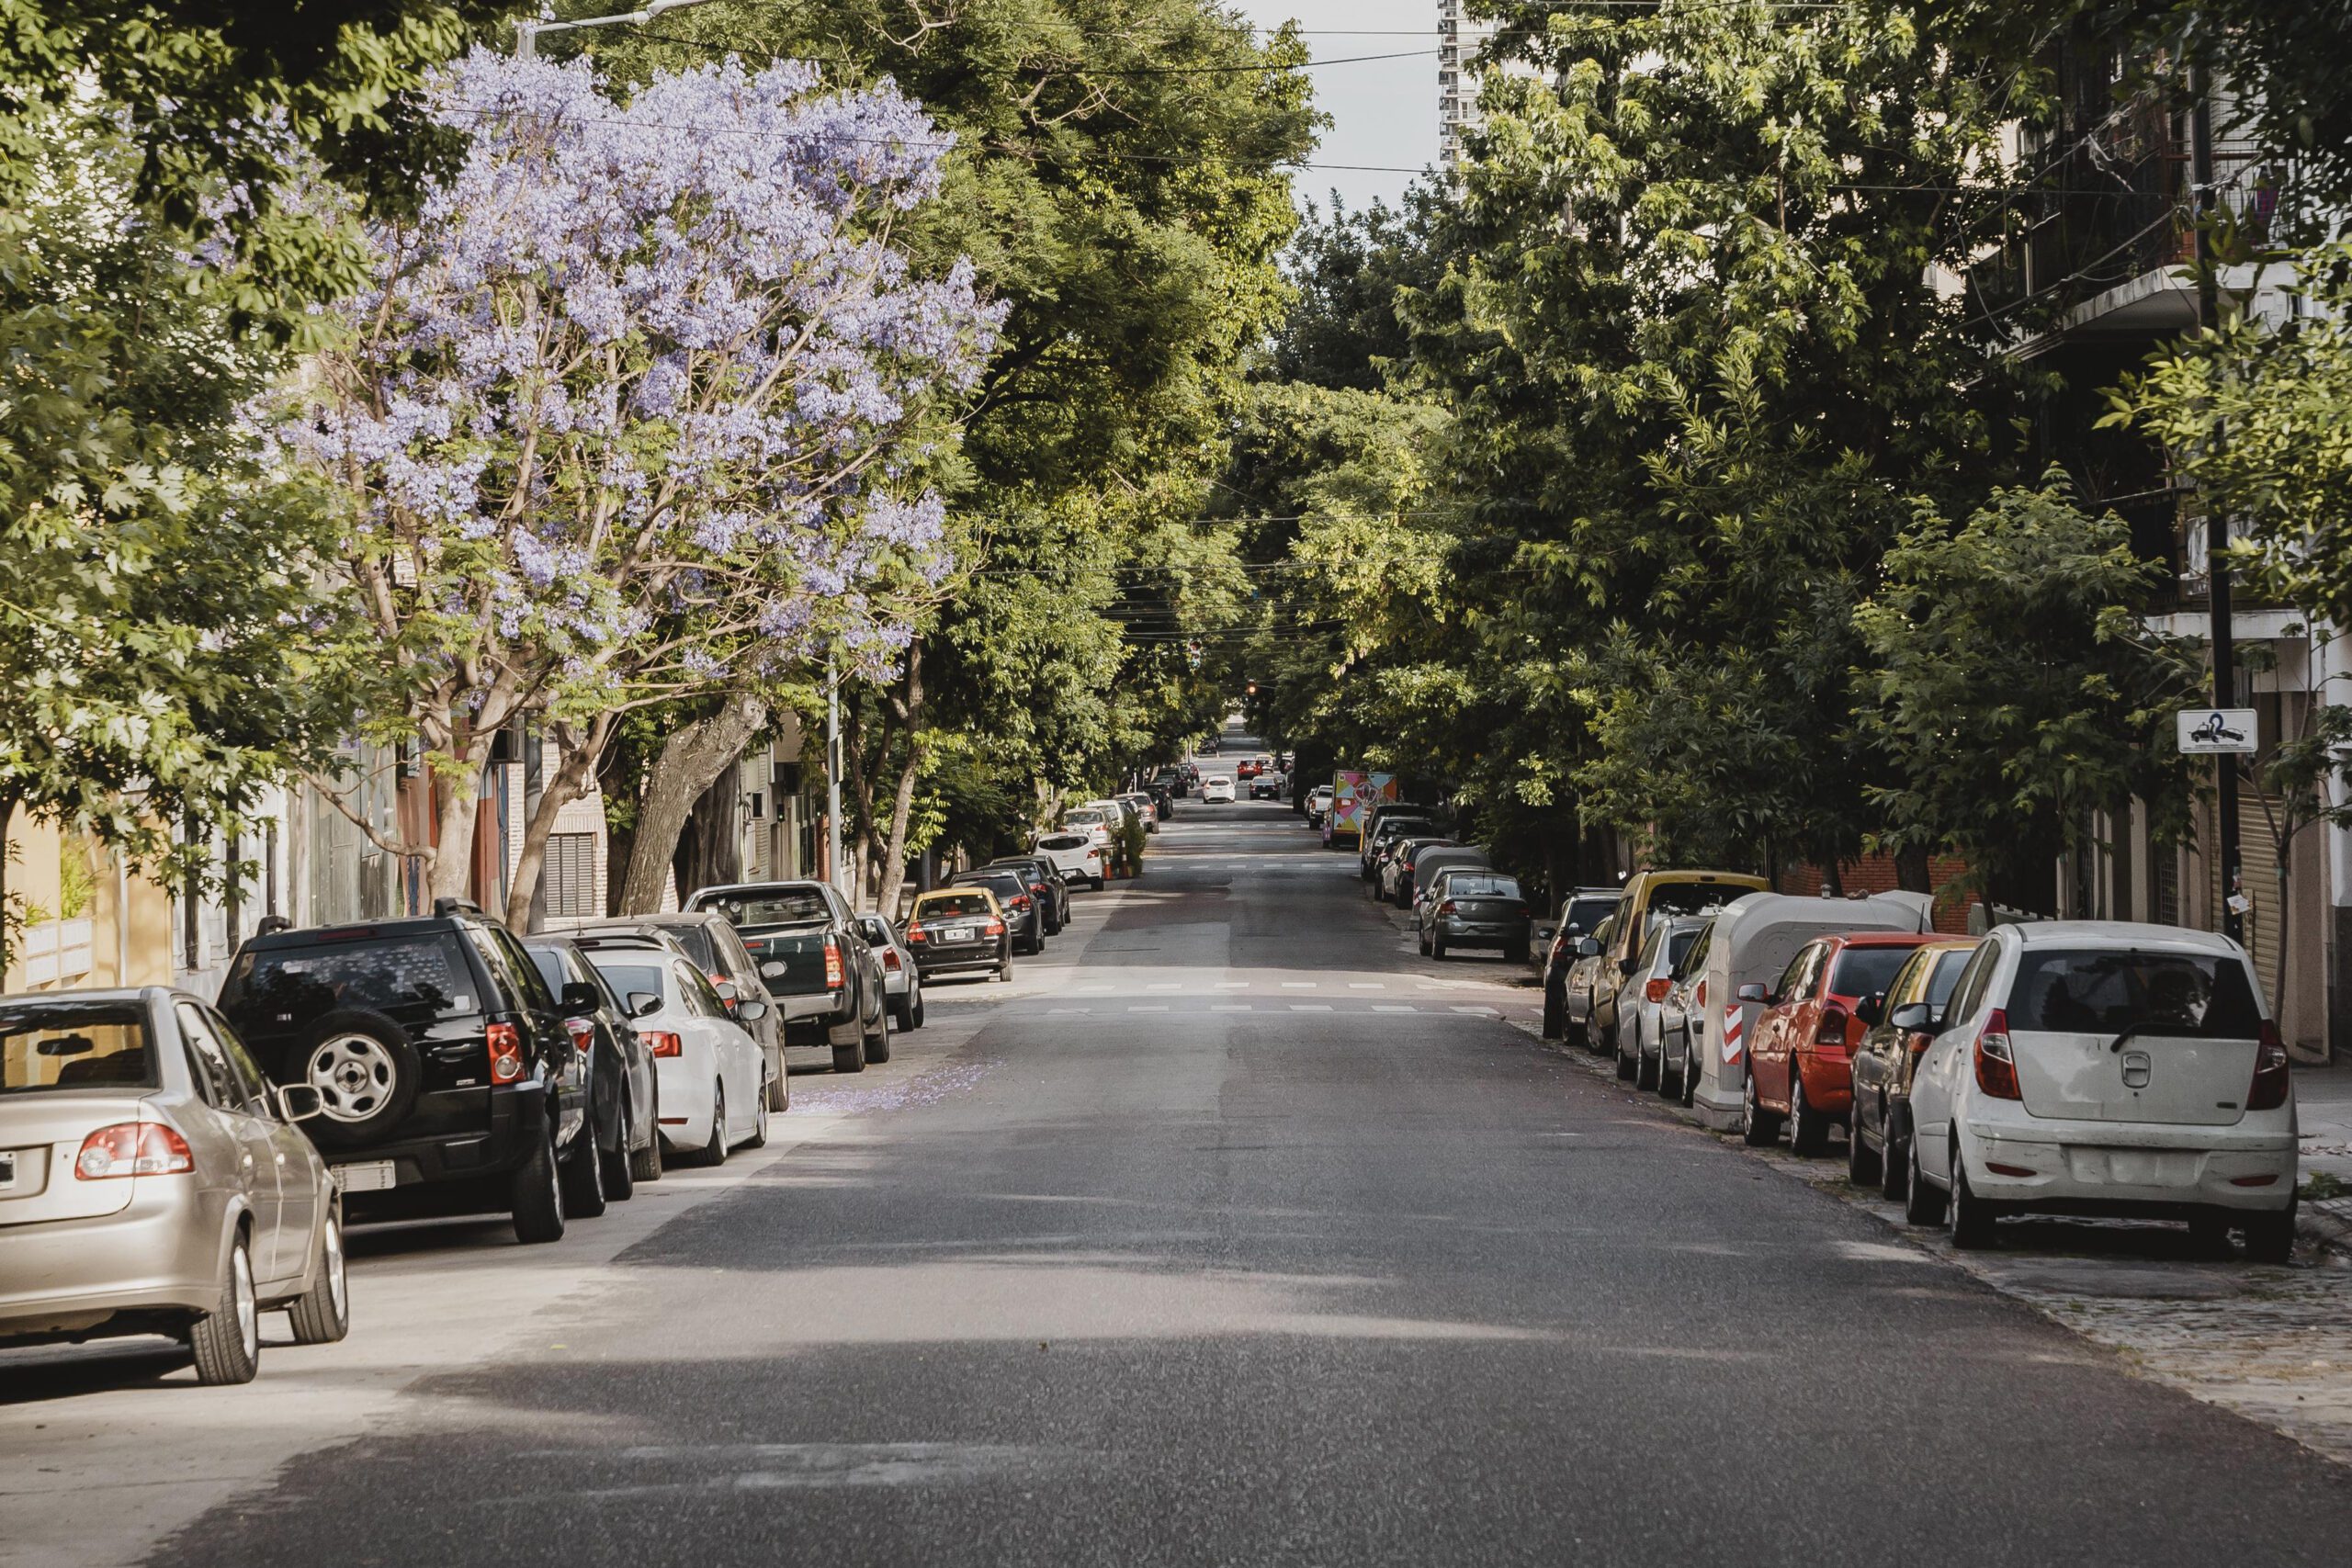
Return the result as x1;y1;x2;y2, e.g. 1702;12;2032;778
687;881;831;901
1828;931;1937;948
235;915;483;950
2004;919;2245;956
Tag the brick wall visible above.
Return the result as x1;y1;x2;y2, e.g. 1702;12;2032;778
1773;853;1976;935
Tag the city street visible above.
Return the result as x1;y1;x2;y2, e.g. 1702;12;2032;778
7;750;2352;1567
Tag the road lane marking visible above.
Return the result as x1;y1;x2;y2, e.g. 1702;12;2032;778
1127;1005;1169;1013
1348;982;1384;989
1211;1004;1252;1012
1280;981;1317;989
1048;1008;1091;1015
1452;1005;1498;1015
1290;1004;1334;1012
1214;981;1250;989
1145;982;1181;991
1372;1004;1416;1013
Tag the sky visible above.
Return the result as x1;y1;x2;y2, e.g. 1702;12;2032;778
1232;0;1437;216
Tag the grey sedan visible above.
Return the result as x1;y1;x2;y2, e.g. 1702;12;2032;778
1416;869;1532;962
0;988;347;1384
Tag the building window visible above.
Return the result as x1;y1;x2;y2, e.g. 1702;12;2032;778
544;832;599;919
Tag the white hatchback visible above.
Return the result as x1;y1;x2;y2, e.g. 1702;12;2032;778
1033;830;1105;891
581;948;769;1168
1903;920;2296;1258
1202;776;1235;803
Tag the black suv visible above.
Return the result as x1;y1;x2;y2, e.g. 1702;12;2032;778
217;904;594;1244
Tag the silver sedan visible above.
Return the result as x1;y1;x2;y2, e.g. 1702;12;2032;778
0;987;348;1384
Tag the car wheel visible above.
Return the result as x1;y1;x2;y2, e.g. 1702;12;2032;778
601;1084;637;1201
1880;1120;1908;1202
1090;875;1104;892
1431;933;1448;961
1615;1038;1637;1081
996;954;1013;982
1542;985;1564;1041
832;1024;867;1073
1657;1036;1679;1099
698;1084;729;1166
1846;1091;1883;1188
285;1209;350;1346
510;1114;567;1244
910;985;926;1029
1635;1039;1659;1092
187;1233;261;1385
628;1088;665;1184
1947;1138;1996;1249
560;1118;608;1219
1788;1075;1828;1157
1902;1134;1946;1225
745;1074;770;1148
2243;1201;2297;1264
1417;925;1430;957
1741;1073;1781;1147
866;999;892;1065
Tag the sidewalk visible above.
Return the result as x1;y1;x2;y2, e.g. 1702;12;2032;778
2296;1061;2352;1244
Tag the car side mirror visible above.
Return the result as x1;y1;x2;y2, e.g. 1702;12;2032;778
1736;982;1770;1004
628;991;662;1018
760;960;787;980
560;980;601;1015
1889;1001;1939;1034
736;999;771;1023
1576;938;1601;958
712;978;739;1003
1855;992;1886;1028
276;1084;324;1122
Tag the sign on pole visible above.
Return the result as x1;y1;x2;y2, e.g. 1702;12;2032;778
2177;707;2257;755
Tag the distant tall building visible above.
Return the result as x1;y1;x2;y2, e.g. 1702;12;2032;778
1438;0;1499;164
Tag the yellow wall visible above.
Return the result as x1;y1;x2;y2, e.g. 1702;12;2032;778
3;810;175;993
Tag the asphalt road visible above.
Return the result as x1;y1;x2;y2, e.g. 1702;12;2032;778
10;738;2352;1566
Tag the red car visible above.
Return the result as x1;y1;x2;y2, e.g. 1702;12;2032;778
1739;931;1932;1156
1236;758;1262;779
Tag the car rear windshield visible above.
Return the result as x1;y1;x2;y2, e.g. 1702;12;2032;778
1830;945;1920;1000
1036;834;1088;851
1;1004;154;1094
957;874;1025;902
585;959;666;1004
698;889;831;928
917;893;993;919
1563;896;1620;933
1064;811;1105;827
1444;874;1521;899
1647;882;1749;918
2006;949;2264;1038
222;934;478;1033
655;924;717;969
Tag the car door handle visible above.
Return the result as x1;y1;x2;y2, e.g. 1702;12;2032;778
274;1152;287;1167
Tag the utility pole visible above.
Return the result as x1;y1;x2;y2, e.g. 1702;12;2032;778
2191;78;2244;945
826;652;845;905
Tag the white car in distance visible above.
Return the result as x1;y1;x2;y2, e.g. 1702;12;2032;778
1033;830;1106;892
1202;776;1236;804
1902;920;2298;1258
580;945;770;1168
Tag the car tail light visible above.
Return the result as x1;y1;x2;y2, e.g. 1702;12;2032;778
1085;847;1100;861
1986;1161;2037;1178
75;1121;193;1179
1645;977;1671;1002
707;970;729;993
882;947;902;972
905;923;926;943
642;1031;683;1058
1031;881;1049;896
1973;1008;2020;1100
2230;1172;2280;1187
984;919;1006;937
487;1021;526;1084
1437;900;1457;916
566;1019;594;1056
824;937;844;989
1010;894;1032;910
2247;1020;2290;1110
1814;1004;1850;1048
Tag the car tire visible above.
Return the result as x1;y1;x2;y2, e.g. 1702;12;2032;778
2243;1201;2297;1264
1615;1039;1637;1081
1903;1134;1946;1225
745;1075;770;1148
865;1000;892;1065
996;955;1013;982
510;1115;567;1244
1788;1075;1828;1157
1880;1121;1908;1202
1847;1094;1883;1188
629;1089;664;1184
1541;985;1564;1041
1741;1073;1781;1146
697;1084;730;1167
1636;1039;1659;1092
832;1026;866;1073
1678;1036;1699;1108
1431;933;1448;961
187;1234;261;1386
1947;1139;1996;1249
1090;875;1104;892
560;1119;608;1219
298;1009;423;1151
285;1210;350;1346
602;1086;639;1213
910;987;926;1029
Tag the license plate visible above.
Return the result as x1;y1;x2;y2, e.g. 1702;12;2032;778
336;1160;396;1192
944;927;975;942
0;1151;14;1190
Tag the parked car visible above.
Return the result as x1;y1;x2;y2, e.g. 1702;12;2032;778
1237;758;1262;780
856;913;925;1031
1249;773;1285;801
1409;845;1489;911
950;866;1047;956
1417;868;1532;962
1599;870;1769;980
1655;915;1718;1103
1144;780;1175;817
1116;791;1159;833
1846;938;1977;1195
1033;829;1106;892
903;886;1012;982
1541;889;1625;1039
1902;921;2297;1258
1559;916;1622;1051
1363;816;1438;888
984;853;1072;935
679;881;888;1076
1203;776;1236;804
584;908;783;1109
1614;916;1709;1089
1360;803;1440;880
1382;837;1460;906
217;905;591;1245
523;936;662;1194
1740;932;1934;1155
1061;806;1115;851
0;988;347;1384
573;940;769;1167
1306;784;1334;827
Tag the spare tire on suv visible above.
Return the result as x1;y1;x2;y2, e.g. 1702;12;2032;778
298;1008;423;1151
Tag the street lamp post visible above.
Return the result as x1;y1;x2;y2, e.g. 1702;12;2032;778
515;0;723;58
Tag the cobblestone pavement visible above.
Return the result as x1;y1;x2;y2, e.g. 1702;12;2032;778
1511;1014;2352;1470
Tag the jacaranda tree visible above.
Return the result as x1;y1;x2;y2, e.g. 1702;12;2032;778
281;47;1001;921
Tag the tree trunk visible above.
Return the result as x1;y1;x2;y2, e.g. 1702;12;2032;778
875;644;926;919
672;769;745;906
426;750;490;907
616;692;766;913
1894;844;1932;895
503;723;606;931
